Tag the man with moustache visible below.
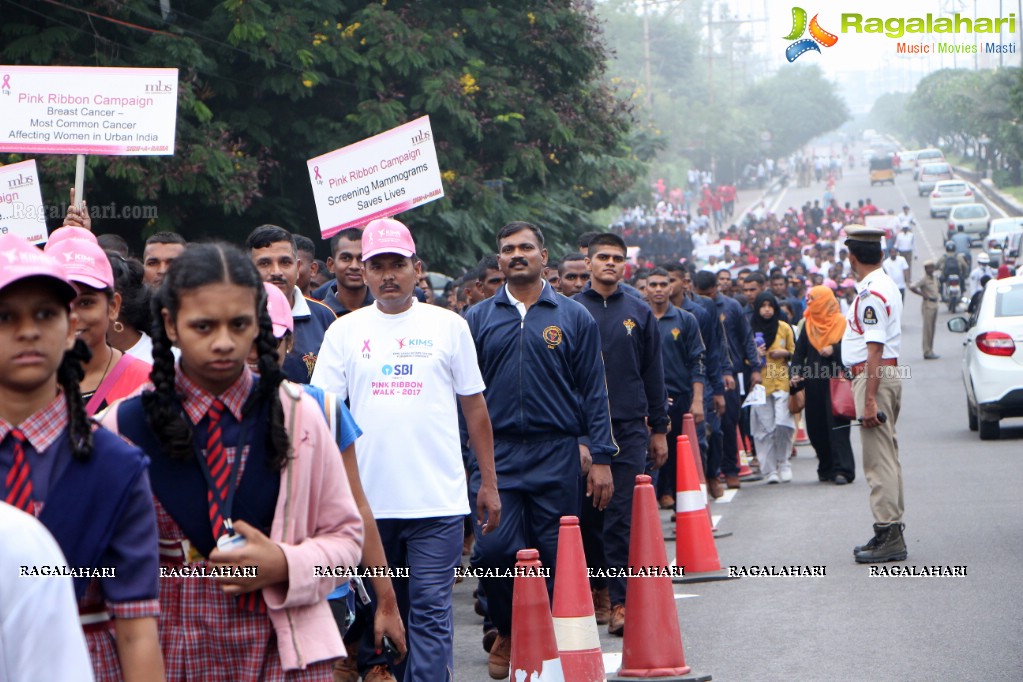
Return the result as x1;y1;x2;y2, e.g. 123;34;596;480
465;222;615;678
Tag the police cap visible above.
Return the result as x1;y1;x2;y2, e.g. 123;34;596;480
844;224;885;244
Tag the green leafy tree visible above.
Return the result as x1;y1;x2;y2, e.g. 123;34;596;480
1;0;639;270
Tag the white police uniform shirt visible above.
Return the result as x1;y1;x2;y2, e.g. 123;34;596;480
842;267;902;366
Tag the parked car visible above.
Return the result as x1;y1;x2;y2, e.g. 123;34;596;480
948;276;1023;439
917;162;954;195
928;180;975;217
983;218;1023;260
901;149;921;167
946;203;991;243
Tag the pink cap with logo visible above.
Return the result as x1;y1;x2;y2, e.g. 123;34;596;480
263;282;294;338
841;278;856;288
361;218;416;261
0;233;79;303
46;225;99;248
44;237;115;290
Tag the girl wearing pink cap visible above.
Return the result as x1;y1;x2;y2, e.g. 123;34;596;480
0;233;164;681
44;231;152;416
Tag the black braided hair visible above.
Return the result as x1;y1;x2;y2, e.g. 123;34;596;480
57;338;94;461
106;251;152;335
140;242;291;469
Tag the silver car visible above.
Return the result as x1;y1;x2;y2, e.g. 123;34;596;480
946;203;991;244
928;180;974;218
917;162;954;195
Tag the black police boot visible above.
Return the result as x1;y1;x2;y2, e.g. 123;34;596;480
854;523;907;563
852;527;880;555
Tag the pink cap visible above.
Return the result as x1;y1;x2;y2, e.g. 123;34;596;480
841;278;856;288
263;282;294;338
361;218;416;261
824;278;839;291
46;226;99;248
0;233;79;303
44;237;115;290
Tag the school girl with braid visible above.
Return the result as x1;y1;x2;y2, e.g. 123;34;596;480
101;242;364;680
43;228;152;416
0;233;164;681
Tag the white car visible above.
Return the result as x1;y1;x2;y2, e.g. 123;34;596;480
983;218;1023;259
928;180;975;217
948;276;1023;439
946;203;991;244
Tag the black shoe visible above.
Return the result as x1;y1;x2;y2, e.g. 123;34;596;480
854;523;908;563
834;474;849;485
924;353;940;360
818;473;832;482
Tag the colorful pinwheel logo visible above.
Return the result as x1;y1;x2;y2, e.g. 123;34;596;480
783;7;838;62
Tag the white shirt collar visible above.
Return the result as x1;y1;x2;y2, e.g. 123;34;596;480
291;286;311;319
505;281;548;320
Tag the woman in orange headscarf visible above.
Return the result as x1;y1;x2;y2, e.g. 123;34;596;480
790;285;856;484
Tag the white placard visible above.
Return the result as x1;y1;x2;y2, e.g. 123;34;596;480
0;160;47;244
307;116;444;239
0;66;178;155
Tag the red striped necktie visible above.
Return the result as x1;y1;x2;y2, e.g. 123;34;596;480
206;399;228;537
206;399;266;614
5;429;34;514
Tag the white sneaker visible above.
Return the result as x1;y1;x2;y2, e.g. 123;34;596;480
780;468;793;483
766;472;780;484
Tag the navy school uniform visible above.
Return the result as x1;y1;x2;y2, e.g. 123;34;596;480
0;394;159;682
463;282;616;636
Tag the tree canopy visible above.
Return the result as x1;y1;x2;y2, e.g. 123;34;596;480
1;0;640;270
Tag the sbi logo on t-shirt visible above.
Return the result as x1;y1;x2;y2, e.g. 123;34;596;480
381;364;414;376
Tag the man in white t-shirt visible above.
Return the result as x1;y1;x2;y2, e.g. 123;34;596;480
312;218;501;681
893;223;915;279
882;247;910;300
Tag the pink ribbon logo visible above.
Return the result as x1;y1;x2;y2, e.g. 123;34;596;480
314;166;323;184
362;339;371;353
1;75;10;90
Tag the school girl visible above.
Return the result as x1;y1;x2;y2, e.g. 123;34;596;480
0;233;163;681
101;242;364;680
43;229;152;416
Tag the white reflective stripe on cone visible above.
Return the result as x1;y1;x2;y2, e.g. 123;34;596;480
700;483;707;502
514;658;565;681
675;490;706;514
552;615;602;651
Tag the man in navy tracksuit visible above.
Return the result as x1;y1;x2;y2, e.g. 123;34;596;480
666;264;728;492
646;267;707;509
574;233;669;637
464;222;616;679
694;271;761;487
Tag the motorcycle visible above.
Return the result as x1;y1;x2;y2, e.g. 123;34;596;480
944;273;961;313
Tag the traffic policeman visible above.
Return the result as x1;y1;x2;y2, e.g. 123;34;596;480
842;225;907;563
908;260;941;360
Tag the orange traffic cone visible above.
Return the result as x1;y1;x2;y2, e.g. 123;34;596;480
608;475;711;682
552;517;605;682
736;426;760;481
680;414;710;515
511;549;565;681
673;437;733;584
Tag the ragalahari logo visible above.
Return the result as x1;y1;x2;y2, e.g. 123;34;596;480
783;7;838;62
